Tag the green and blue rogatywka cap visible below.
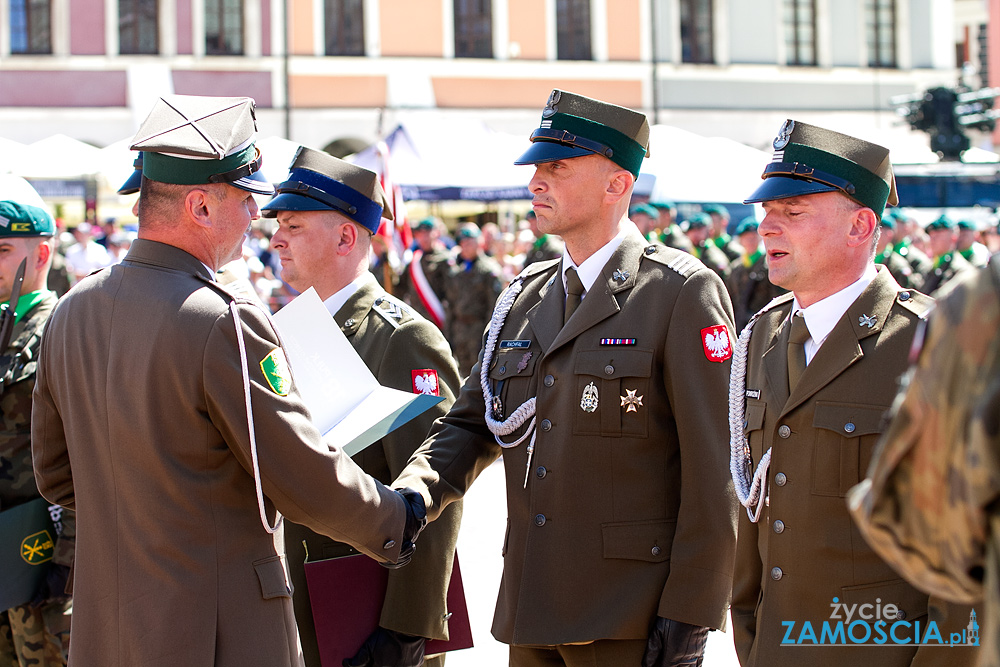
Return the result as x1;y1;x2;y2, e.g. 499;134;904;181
514;89;650;178
261;146;392;235
129;95;274;196
744;120;898;220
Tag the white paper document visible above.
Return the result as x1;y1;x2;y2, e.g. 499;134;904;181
271;287;442;456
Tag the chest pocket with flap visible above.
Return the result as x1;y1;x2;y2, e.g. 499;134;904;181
811;401;890;497
573;348;653;437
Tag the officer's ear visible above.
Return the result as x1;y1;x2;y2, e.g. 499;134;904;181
185;188;214;230
846;206;878;250
604;168;634;205
337;219;361;257
35;238;52;269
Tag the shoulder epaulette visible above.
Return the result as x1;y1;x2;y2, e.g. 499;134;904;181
895;288;933;319
641;244;702;278
373;294;411;329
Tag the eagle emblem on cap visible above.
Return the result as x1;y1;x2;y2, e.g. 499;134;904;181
542;90;562;118
773;120;795;150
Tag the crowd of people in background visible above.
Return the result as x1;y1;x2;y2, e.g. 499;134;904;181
44;196;1000;377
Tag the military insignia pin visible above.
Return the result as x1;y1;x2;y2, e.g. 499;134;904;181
580;382;599;412
492;395;504;420
858;314;877;328
620;389;643;413
773;119;794;150
612;268;629;283
516;352;532;373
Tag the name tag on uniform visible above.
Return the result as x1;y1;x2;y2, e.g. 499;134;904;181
500;340;531;349
746;389;761;399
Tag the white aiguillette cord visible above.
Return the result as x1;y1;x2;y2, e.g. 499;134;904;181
480;276;538;488
230;300;282;535
729;297;785;523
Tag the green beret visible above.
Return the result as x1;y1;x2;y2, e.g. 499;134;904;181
456;223;481;240
735;216;760;236
956;219;977;231
879;215;896;230
629;203;658;218
515;89;650;177
412;217;437;232
685;213;711;229
745;119;897;219
925;214;955;232
702;204;729;218
650;200;676;213
0;201;55;237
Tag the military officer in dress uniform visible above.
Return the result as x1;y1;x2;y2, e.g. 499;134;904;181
31;95;425;667
394;89;737;667
729;119;976;666
263;148;463;667
922;214;975;295
0;185;72;667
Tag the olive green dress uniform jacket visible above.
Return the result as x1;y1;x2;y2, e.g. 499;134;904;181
731;267;973;666
922;251;975;296
396;227;738;646
285;274;463;666
31;239;408;667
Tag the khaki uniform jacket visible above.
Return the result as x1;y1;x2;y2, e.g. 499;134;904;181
31;239;407;667
732;267;974;666
285;274;463;666
396;227;737;646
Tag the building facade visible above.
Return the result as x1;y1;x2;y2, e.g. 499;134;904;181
0;0;973;156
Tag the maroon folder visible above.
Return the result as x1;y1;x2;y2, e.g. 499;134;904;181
304;551;474;665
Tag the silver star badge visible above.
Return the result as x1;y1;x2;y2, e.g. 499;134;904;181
858;314;877;329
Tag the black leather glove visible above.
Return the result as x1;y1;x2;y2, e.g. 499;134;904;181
343;626;425;667
642;617;709;667
381;487;427;570
30;563;71;608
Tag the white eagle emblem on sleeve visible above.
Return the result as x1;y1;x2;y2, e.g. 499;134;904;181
700;325;732;362
414;372;437;395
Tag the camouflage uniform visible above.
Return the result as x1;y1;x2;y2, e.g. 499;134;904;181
0;293;72;667
443;254;503;377
849;256;1000;665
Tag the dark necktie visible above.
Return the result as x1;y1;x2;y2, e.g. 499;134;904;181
787;312;810;392
564;266;585;325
